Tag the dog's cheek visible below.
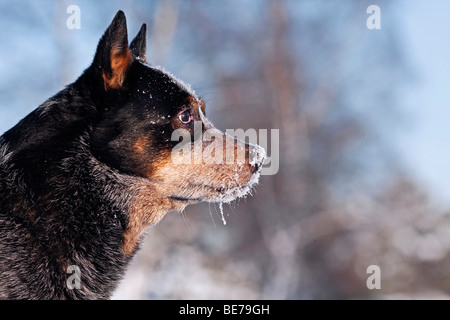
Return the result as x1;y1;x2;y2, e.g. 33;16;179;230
130;135;163;178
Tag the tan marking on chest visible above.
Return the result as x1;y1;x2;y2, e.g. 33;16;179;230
122;184;171;257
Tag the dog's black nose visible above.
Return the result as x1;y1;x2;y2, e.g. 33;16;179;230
248;144;266;173
252;162;262;173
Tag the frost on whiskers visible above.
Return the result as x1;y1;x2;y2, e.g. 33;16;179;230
218;203;227;225
213;144;266;225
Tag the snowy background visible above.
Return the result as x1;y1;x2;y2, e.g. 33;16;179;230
1;0;450;299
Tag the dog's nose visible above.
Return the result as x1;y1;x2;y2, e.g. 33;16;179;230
248;144;266;173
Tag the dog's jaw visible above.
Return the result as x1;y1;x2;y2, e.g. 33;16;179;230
122;144;265;257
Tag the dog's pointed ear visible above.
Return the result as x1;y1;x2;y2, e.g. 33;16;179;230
94;11;132;90
130;24;147;62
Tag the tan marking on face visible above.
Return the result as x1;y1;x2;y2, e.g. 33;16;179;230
187;96;206;114
134;137;147;153
148;132;255;201
199;100;206;114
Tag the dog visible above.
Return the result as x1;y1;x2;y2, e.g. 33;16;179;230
0;11;265;299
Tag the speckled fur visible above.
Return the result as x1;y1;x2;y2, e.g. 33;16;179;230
0;11;265;299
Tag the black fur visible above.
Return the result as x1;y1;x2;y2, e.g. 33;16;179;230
0;11;195;299
0;10;266;300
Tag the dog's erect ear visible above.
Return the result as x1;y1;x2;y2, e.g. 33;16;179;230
130;24;147;62
94;11;132;90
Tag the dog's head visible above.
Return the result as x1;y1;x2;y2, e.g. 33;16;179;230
89;11;265;213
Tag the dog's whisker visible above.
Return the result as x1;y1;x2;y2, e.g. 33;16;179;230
208;202;217;229
181;209;192;232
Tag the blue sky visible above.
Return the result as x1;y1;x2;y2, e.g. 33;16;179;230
395;0;450;205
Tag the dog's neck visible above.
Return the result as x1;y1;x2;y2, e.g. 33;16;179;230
53;138;173;256
0;107;174;300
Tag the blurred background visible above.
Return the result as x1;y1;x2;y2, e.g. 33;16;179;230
1;0;450;299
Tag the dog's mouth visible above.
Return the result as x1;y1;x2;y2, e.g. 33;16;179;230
169;170;262;205
169;195;202;202
166;143;266;209
168;186;228;203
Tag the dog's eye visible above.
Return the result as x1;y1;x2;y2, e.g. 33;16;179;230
178;110;192;124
